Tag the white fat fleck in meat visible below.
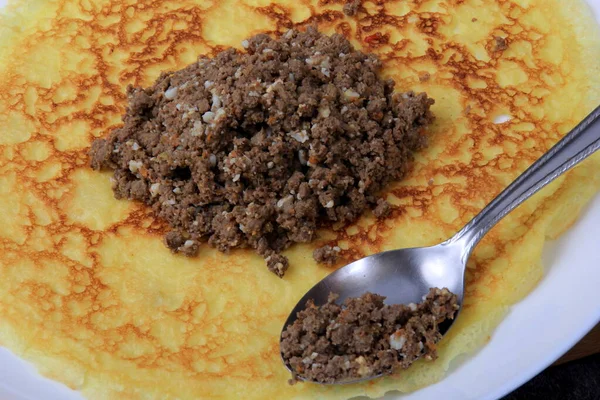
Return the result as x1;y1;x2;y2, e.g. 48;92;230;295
407;302;417;311
209;154;217;166
277;195;294;208
325;200;334;208
241;39;249;49
288;130;309;143
190;120;203;136
176;104;182;111
150;183;161;197
418;342;424;352
306;54;330;69
284;29;294;39
214;108;226;121
232;174;241;182
298;149;307;165
358;184;365;194
355;356;371;376
343;89;360;101
248;91;260;97
183;240;195;248
318;104;331;118
173;187;182;194
128;160;143;173
333;246;341;252
165;199;176;206
234;68;242;79
321;67;330;77
266;79;283;93
389;331;407;350
341;105;348;114
211;90;222;109
267;161;274;169
262;48;273;53
131;142;140;151
204;81;214;89
164;86;178;100
273;262;285;274
211;95;222;111
202;111;215;123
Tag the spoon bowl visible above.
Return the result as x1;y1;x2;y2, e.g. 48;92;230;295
280;105;600;384
283;241;467;331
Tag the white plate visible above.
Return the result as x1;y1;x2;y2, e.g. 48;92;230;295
0;1;599;399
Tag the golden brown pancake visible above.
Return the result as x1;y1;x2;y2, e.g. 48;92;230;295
0;0;599;398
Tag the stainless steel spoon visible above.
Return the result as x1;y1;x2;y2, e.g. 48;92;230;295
280;105;600;384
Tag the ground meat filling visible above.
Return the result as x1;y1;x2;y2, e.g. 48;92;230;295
89;27;434;277
312;244;342;265
343;0;361;16
493;36;508;52
280;288;459;384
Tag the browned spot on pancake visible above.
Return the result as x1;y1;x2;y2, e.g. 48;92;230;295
363;31;390;47
256;4;295;30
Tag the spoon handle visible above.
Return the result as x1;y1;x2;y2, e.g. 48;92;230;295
452;105;600;261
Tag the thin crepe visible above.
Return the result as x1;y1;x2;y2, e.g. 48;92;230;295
0;0;599;399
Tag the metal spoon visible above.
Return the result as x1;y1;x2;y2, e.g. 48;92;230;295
280;105;600;384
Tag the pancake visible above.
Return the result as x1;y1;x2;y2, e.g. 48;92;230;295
0;0;599;399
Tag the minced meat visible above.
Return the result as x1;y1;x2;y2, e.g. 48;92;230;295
89;27;434;277
493;36;508;52
280;288;459;383
373;198;392;218
343;0;361;16
313;244;342;265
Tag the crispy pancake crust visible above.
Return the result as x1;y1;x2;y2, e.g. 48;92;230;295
0;0;599;399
